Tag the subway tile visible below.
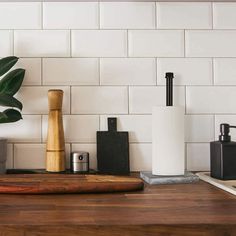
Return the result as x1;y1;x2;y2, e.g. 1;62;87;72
6;144;13;169
215;115;236;141
100;2;155;29
14;144;70;169
186;30;236;57
42;115;99;143
214;58;236;85
0;115;41;143
100;58;156;86
100;115;152;143
16;86;70;114
186;87;236;114
129;30;184;57
185;115;214;142
129;86;185;114
43;58;99;85
0;2;41;29
0;30;13;57
72;144;97;170
157;2;212;29
187;143;210;171
43;2;98;29
157;58;212;85
14;30;70;57
15;58;41;86
130;143;151;171
72;30;127;57
72;86;128;114
213;3;236;29
14;144;46;169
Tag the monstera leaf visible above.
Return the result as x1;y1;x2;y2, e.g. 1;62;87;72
0;109;22;123
0;69;25;96
0;56;25;124
0;56;18;77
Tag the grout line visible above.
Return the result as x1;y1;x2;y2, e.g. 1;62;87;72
211;1;214;30
41;115;43;143
41;58;43;85
98;1;100;29
41;1;43;30
70;86;72;115
155;57;158;86
155;1;157;29
127;86;130;114
12;30;14;56
213;114;216;141
126;29;129;57
184;85;187;114
70;30;72;57
212;58;215;85
183;29;186;57
98;58;101;85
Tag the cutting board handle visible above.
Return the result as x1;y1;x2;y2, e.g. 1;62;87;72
108;118;117;132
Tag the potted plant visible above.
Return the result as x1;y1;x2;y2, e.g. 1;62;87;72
0;56;25;174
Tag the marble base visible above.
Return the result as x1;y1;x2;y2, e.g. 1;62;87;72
140;171;199;185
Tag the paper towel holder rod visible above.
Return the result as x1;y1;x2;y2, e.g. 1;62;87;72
165;72;174;106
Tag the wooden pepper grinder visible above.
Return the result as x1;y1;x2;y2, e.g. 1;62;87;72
46;89;66;172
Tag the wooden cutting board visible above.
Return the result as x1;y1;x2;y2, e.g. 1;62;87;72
0;174;144;194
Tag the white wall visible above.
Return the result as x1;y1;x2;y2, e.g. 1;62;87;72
0;1;235;171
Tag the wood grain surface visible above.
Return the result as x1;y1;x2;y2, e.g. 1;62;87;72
0;174;144;194
0;178;235;235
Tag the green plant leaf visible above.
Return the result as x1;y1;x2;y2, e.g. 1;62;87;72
0;109;22;123
0;68;25;96
0;93;22;110
0;56;18;77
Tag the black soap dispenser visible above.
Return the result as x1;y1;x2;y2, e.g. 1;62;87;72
210;123;236;180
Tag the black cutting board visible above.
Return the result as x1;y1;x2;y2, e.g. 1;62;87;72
97;118;130;175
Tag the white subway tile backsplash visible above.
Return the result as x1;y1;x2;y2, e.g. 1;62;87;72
15;58;41;86
0;3;41;29
185;115;214;142
72;144;97;170
186;87;236;114
42;115;99;143
0;115;41;143
2;1;236;172
0;30;13;57
100;58;156;86
186;30;236;57
14;30;70;57
72;86;128;114
130;144;151;171
213;3;236;29
14;144;71;169
214;58;236;85
16;86;70;114
187;143;210;171
129;30;184;57
43;2;98;29
157;2;212;29
43;58;99;85
157;58;212;85
129;86;185;114
72;30;127;57
215;115;236;141
100;115;152;143
100;2;155;29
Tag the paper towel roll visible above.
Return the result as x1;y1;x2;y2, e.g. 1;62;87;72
152;106;185;176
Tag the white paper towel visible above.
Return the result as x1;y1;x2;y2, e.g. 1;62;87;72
152;106;185;176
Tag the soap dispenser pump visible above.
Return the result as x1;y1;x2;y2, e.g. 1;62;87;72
210;123;236;180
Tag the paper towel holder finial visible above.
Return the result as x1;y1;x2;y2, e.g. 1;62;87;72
165;72;174;107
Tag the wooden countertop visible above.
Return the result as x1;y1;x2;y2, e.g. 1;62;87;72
0;180;236;236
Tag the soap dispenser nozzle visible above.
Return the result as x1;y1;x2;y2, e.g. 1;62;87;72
219;123;236;142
